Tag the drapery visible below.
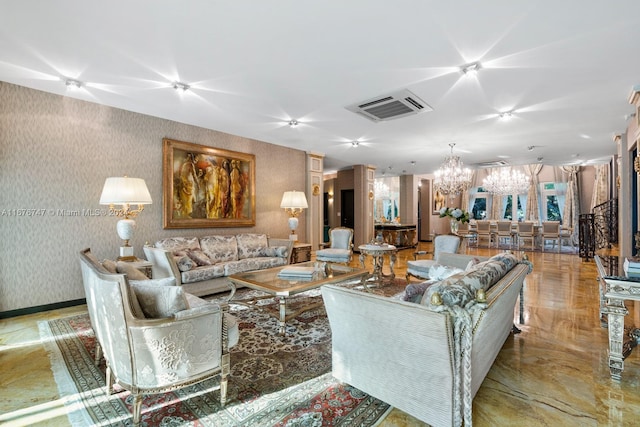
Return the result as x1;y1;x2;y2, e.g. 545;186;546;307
490;194;503;220
460;171;476;213
590;164;609;210
525;164;543;222
561;165;580;245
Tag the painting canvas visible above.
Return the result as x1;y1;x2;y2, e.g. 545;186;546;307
433;185;445;214
163;138;255;229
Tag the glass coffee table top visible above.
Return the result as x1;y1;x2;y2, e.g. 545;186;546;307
229;261;367;295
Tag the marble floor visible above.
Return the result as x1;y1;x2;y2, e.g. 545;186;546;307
2;244;640;426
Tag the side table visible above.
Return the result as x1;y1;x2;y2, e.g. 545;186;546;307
291;243;312;264
127;258;153;278
358;243;398;287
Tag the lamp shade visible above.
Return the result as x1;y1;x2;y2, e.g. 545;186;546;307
280;191;308;209
99;177;152;205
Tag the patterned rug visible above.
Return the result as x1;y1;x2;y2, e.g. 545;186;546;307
39;279;407;426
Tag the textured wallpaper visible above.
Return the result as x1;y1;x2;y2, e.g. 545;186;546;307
0;82;307;312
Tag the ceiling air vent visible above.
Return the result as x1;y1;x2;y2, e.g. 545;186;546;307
471;160;509;168
346;89;432;122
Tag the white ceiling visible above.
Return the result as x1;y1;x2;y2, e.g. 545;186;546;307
2;1;639;176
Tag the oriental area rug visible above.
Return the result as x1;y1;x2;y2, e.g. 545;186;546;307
39;280;407;426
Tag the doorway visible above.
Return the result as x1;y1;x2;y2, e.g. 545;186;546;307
341;189;354;228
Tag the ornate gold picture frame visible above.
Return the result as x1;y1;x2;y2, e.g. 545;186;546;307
163;138;256;229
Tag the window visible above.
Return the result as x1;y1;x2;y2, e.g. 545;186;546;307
540;182;563;222
503;195;525;221
471;187;488;219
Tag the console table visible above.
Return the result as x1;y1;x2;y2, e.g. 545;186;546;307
374;224;416;249
594;255;640;380
291;243;312;263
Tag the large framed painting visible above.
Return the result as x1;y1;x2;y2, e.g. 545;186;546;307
163;138;256;229
433;185;445;214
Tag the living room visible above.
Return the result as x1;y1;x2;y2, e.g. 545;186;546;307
3;2;640;426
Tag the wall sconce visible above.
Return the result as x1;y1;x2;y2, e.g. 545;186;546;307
100;176;152;261
280;190;308;241
328;192;334;201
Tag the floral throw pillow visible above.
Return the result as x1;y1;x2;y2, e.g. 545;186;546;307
187;249;213;266
174;255;195;272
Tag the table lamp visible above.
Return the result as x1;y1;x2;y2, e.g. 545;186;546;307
280;190;308;241
99;176;152;261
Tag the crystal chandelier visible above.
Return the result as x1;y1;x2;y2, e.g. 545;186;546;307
433;143;473;198
482;167;530;195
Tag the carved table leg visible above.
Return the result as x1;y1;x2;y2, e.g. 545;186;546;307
388;251;396;280
603;299;629;381
278;296;287;336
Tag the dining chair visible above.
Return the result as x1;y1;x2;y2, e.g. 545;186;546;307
541;221;561;252
475;220;493;247
560;226;575;251
495;220;514;249
516;221;536;250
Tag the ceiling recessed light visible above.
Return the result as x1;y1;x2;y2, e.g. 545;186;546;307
288;119;299;127
64;78;82;89
499;111;514;120
172;81;190;92
461;62;481;75
410;161;416;166
351;141;359;147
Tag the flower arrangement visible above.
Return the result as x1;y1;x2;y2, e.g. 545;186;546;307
439;207;470;223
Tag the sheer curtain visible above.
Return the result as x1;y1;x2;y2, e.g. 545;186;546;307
525;164;543;222
461;171;476;213
561;165;580;245
590;164;609;210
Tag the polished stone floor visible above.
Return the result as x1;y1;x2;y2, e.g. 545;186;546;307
2;244;640;426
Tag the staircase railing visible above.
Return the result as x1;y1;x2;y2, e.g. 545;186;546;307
579;198;617;259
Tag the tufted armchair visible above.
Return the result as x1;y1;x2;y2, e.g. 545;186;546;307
79;248;236;426
316;227;354;264
405;234;461;282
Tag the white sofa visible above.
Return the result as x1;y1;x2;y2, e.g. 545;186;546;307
144;233;293;297
321;252;531;427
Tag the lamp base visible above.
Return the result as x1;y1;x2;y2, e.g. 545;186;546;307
288;217;299;242
118;245;136;262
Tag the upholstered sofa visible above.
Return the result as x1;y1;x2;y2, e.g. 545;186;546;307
79;248;239;425
144;233;294;297
321;252;531;427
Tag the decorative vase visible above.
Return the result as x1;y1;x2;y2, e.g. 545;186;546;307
450;219;459;235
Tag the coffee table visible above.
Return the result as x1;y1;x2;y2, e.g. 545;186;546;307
228;261;368;335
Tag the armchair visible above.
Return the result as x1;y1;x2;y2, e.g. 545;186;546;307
316;227;354;264
79;248;235;426
405;234;461;282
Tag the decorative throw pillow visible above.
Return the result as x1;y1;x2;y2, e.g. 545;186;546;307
175;255;195;272
465;257;482;271
101;259;118;273
187;249;213;266
236;233;269;259
428;264;464;281
116;261;149;280
421;272;475;308
403;281;435;303
261;246;288;258
129;279;187;318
